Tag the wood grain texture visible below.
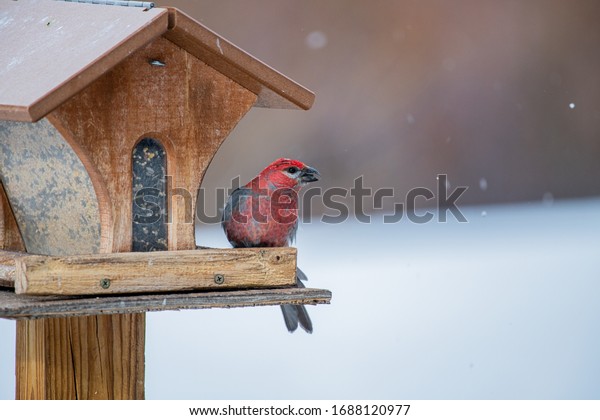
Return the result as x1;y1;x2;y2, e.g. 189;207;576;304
14;248;296;295
0;183;25;285
15;319;47;399
0;287;331;320
16;308;145;399
49;36;257;252
0;250;25;288
0;181;26;253
164;8;315;111
0;266;14;287
16;314;145;399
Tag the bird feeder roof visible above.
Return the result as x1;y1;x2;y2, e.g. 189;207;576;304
0;0;314;122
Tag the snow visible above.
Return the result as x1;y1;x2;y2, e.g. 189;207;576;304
1;198;598;399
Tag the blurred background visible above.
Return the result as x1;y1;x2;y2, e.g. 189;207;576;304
166;0;600;211
1;0;600;400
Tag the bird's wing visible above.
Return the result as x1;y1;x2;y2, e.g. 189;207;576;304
221;186;251;232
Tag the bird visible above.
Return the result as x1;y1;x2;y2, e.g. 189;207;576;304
222;158;320;333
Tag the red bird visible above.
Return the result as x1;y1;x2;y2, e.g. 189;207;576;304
222;158;320;333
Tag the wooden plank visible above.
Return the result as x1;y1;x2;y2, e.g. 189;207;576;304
0;250;24;288
0;182;25;283
0;181;26;253
0;287;331;320
165;8;315;111
14;248;297;296
0;265;14;287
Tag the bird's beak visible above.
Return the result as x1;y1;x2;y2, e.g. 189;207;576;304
300;166;320;183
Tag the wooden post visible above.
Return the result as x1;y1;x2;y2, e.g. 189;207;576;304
16;314;145;399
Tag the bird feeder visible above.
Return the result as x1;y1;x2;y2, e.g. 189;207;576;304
0;0;331;399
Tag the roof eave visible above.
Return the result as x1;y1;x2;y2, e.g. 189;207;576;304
163;8;315;111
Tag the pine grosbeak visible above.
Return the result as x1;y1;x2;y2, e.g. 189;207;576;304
222;158;320;333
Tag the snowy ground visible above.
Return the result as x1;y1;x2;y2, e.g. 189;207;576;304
1;198;599;399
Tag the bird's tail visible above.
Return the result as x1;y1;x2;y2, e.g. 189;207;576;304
280;268;313;333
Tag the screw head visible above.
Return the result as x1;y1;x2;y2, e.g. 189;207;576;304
214;274;225;285
149;59;166;67
100;278;111;289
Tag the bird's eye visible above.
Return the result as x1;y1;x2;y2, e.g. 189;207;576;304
287;167;298;174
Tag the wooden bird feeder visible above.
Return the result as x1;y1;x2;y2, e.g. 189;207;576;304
0;0;331;399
